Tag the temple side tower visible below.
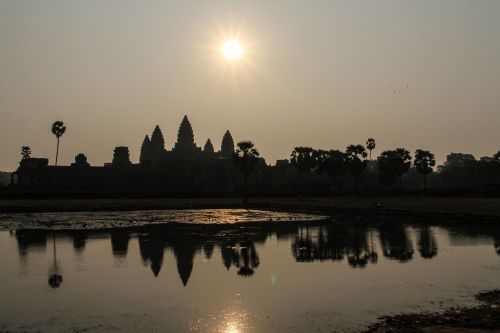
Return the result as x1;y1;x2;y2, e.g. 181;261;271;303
150;126;165;153
220;130;234;158
148;125;166;165
203;139;215;154
112;147;131;167
140;135;151;164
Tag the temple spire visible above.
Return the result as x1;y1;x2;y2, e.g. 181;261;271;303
150;125;165;152
140;135;151;164
174;115;196;152
221;130;234;157
204;139;214;154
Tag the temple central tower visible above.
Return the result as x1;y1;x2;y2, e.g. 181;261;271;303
173;115;198;155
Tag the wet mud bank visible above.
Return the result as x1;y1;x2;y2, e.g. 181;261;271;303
363;290;500;333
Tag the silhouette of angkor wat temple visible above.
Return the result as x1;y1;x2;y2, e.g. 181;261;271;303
11;116;293;193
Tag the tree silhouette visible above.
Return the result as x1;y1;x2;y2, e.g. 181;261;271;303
345;144;368;191
312;149;329;175
494;151;500;161
291;147;316;193
51;121;66;166
366;138;376;160
323;150;347;192
377;150;399;187
237;241;260;277
290;147;315;173
414;149;436;189
21;146;31;160
417;226;438;259
394;148;412;189
232;141;260;205
48;233;63;288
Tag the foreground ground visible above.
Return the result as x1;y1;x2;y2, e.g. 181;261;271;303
0;196;499;218
363;290;500;333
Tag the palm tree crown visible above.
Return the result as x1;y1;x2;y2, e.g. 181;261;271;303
51;121;66;138
366;138;376;159
51;121;66;166
233;141;260;205
233;141;260;175
414;149;436;189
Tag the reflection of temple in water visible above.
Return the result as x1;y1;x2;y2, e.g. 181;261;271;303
11;222;500;287
135;227;265;285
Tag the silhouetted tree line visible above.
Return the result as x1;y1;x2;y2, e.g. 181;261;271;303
9;122;500;195
288;138;500;193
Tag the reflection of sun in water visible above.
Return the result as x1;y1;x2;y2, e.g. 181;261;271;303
225;321;240;333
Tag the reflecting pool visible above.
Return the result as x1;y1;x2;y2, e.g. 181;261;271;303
0;209;499;332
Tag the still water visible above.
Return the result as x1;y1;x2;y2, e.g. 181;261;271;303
0;209;499;332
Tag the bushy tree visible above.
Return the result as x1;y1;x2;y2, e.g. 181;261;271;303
232;141;260;205
21;146;31;160
313;149;347;192
325;150;347;181
312;149;329;175
494;151;500;161
377;148;411;189
290;147;315;173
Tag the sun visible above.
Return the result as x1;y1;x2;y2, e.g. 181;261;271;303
221;39;243;61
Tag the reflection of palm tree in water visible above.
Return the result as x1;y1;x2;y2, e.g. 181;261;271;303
220;240;260;277
368;229;378;264
237;241;260;277
48;233;63;288
418;226;438;259
494;233;500;256
346;225;370;268
292;226;314;261
379;223;414;262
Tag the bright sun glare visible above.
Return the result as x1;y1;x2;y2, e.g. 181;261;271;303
221;39;243;61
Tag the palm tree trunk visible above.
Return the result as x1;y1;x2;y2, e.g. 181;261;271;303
55;137;60;166
53;233;57;266
423;174;427;190
243;174;248;206
399;176;403;190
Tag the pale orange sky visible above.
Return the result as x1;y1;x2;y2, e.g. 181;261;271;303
1;1;499;170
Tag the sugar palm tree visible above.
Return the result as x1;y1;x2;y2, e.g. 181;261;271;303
290;146;315;192
394;148;412;189
414;149;435;190
366;138;376;160
345;144;368;191
232;141;260;205
51;121;66;166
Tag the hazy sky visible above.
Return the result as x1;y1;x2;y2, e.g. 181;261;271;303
1;0;499;171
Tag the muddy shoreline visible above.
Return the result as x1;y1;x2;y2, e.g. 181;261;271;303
363;290;500;333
